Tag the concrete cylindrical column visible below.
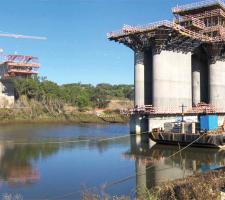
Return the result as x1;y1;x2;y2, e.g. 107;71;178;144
134;51;145;107
209;60;225;110
152;51;192;112
192;55;201;105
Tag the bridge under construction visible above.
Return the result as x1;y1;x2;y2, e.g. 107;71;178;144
108;0;225;133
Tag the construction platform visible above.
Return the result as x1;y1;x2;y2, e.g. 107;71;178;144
0;55;40;79
108;0;225;136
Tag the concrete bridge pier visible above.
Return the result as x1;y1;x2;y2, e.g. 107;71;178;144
130;51;149;135
209;60;225;111
134;51;145;107
152;50;192;112
192;54;201;105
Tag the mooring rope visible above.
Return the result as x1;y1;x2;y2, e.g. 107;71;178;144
0;131;208;200
102;131;208;189
41;131;208;200
2;131;150;145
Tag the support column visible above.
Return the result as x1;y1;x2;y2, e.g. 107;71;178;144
152;50;192;112
134;51;145;107
131;51;149;135
209;60;225;110
192;54;201;105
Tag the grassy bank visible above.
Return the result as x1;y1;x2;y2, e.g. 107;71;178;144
7;78;133;124
0;108;129;124
146;170;225;200
144;169;225;200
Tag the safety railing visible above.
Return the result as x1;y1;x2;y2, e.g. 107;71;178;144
7;62;40;68
182;9;225;21
172;0;225;13
8;69;38;74
192;18;206;29
120;103;225;115
173;23;213;42
107;20;172;38
108;19;225;44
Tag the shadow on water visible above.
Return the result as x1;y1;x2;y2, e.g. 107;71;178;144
123;135;225;197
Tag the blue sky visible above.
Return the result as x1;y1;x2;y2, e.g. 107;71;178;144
0;0;197;85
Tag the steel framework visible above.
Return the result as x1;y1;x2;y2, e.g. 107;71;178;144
108;0;225;54
0;55;40;78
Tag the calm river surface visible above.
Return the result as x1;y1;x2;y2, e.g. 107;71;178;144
0;123;225;199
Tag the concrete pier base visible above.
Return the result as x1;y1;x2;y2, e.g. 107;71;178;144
148;115;198;132
147;114;225;132
130;115;148;134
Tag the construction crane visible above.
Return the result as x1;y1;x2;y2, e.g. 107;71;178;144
0;32;47;40
0;30;47;61
0;31;47;58
0;31;47;79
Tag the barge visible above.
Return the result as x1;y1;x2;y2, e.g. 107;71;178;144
149;131;225;149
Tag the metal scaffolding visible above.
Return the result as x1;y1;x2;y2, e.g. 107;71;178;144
108;0;225;52
172;0;225;14
0;55;40;79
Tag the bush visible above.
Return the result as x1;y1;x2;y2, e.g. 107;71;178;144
14;78;134;109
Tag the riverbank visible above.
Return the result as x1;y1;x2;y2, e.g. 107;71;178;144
145;169;225;200
0;108;129;124
84;169;225;200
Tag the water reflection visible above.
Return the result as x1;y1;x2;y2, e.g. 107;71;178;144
124;135;225;195
0;142;61;186
1;123;224;199
0;136;129;187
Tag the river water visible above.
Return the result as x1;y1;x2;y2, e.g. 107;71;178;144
0;123;224;199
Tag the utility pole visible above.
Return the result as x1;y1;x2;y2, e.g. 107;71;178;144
180;104;186;122
180;104;187;134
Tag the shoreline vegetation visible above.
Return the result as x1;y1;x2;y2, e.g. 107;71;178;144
139;169;225;200
83;169;225;200
0;78;133;124
0;109;129;124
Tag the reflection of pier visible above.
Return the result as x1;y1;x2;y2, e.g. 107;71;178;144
123;136;225;195
0;143;5;160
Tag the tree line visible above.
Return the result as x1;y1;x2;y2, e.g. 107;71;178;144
14;78;134;109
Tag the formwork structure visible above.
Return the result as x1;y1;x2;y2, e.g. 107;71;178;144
108;0;225;133
0;55;40;79
0;55;41;108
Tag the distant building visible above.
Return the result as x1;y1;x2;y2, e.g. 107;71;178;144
0;55;41;108
0;55;39;79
